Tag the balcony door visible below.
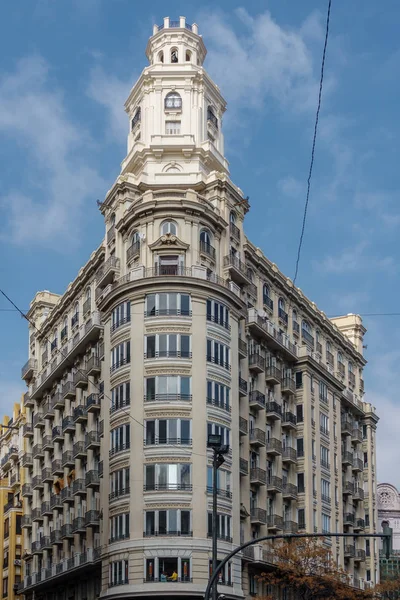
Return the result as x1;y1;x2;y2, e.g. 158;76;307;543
156;255;183;275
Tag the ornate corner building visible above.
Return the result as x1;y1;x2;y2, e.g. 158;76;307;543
18;16;379;600
377;483;400;582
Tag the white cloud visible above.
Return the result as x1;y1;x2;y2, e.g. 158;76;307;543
201;7;335;119
315;241;397;275
0;56;106;246
87;66;134;143
277;175;303;199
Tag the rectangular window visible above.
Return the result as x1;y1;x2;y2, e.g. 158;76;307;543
111;301;131;331
110;424;131;455
206;466;231;497
320;445;330;469
296;438;304;457
145;293;191;316
110;513;130;542
109;468;130;499
207;380;230;412
295;372;303;389
111;381;130;413
297;473;305;494
207;423;230;447
320;412;329;436
321;478;330;502
206;299;230;329
298;508;305;529
206;339;230;370
312;439;316;459
322;513;331;535
144;375;191;401
144;463;191;491
319;381;328;403
109;560;129;586
296;404;303;422
207;513;232;541
145;334;191;359
166;121;181;135
364;452;368;467
144;419;191;445
110;341;131;372
145;509;191;536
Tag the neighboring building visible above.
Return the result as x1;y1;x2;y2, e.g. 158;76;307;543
19;16;379;600
0;402;25;599
377;483;400;582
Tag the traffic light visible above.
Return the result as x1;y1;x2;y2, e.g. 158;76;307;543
382;525;393;559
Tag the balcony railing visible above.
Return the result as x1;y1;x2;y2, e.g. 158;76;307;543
266;401;282;419
249;353;265;371
21;358;37;380
249;428;266;446
247;309;297;358
267;514;283;529
282;411;297;427
265;438;282;454
283;520;299;533
229;221;240;241
282;446;297;462
281;377;296;394
250;507;267;524
326;350;334;365
302;328;314;347
267;476;283;492
278;307;288;324
239;416;248;435
199;240;216;260
250;467;266;484
249;390;265;409
85;470;100;487
265;365;281;382
239;377;248;394
240;458;248;474
282;482;298;498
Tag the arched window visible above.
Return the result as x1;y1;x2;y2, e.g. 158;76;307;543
158;51;164;63
131;107;141;130
185;50;192;62
127;231;141;261
278;298;288;324
230;212;236;224
207;105;218;129
263;284;270;298
171;48;178;63
292;309;299;334
348;362;354;373
51;328;58;352
132;231;140;245
338;351;343;364
86;287;91;301
263;284;273;311
247;268;254;282
63;316;67;330
200;229;211;246
326;340;332;352
302;320;314;346
110;213;116;225
165;92;182;110
161;220;177;235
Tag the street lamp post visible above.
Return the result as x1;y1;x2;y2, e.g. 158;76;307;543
207;434;230;600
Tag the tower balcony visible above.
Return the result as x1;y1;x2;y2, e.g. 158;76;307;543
282;482;298;500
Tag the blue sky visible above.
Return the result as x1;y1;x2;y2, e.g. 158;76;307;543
1;0;399;484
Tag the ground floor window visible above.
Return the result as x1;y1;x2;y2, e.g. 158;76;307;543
145;557;191;582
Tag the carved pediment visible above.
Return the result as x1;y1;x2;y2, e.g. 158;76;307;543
148;233;189;251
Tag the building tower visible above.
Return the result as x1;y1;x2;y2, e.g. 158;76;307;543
19;17;378;600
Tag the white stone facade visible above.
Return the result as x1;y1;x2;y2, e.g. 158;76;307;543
19;17;379;600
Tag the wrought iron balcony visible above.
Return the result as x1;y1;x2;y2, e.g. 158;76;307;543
301;328;314;347
50;494;63;510
42;468;53;483
62;416;75;433
278;307;288;325
21;453;33;467
282;482;298;499
343;481;354;495
61;523;74;538
343;513;355;526
73;405;87;424
238;338;247;357
32;475;44;490
72;478;86;496
247;308;297;359
72;517;86;532
127;240;140;263
342;451;353;466
282;411;297;429
50;529;62;544
22;483;32;497
353;487;364;501
223;254;252;285
62;381;75;399
344;545;355;558
263;294;273;312
282;446;297;463
267;514;283;530
41;501;51;516
52;426;63;442
281;377;296;395
249;428;266;447
22;358;37;381
265;438;282;455
267;476;283;493
73;441;86;459
229;221;240;241
87;356;101;376
283;520;298;533
248;353;265;373
199;240;216;260
354;518;365;531
85;470;100;488
85;431;100;450
266;401;282;420
33;413;44;428
239;458;248;475
250;467;266;485
249;390;265;410
85;509;100;527
21;515;32;528
32;508;42;522
341;418;353;436
61;451;74;467
250;507;267;524
239;377;248;396
352;457;363;472
42;435;53;451
352;428;363;443
96;255;120;288
73;370;88;389
51;392;64;410
61;486;73;503
239;416;248;435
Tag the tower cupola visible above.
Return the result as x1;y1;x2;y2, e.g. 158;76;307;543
120;16;229;187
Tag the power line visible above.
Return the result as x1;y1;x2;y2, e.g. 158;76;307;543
0;288;211;460
292;0;332;287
